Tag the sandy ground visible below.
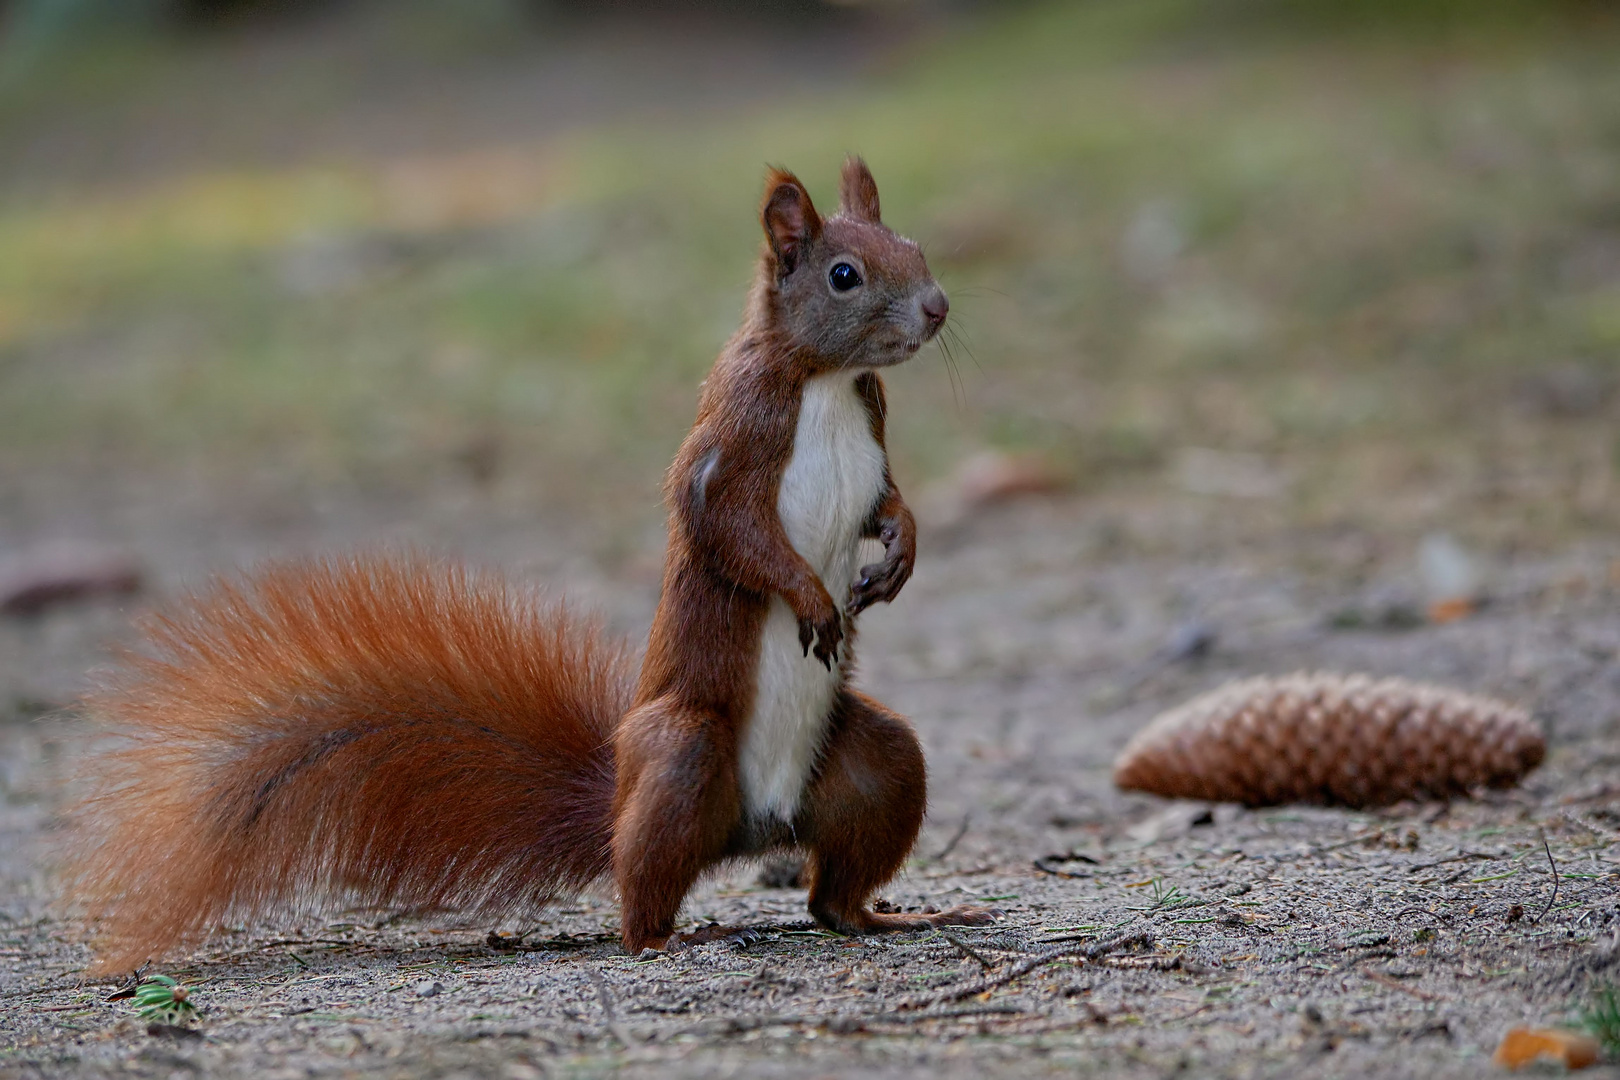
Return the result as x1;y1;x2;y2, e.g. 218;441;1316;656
3;482;1619;1079
4;7;1620;1074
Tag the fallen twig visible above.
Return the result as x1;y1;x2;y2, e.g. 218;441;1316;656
1327;950;1397;976
1362;969;1443;1002
679;1004;1030;1036
1406;851;1501;873
940;932;994;971
0;977;113;1001
1103;953;1194;972
897;929;1154;1010
869;1004;1027;1024
933;814;971;862
1532;832;1559;926
1164;1003;1213;1023
1032;851;1101;879
505;932;626;953
678;1013;822;1036
196;934;536;965
254;938;354;951
1320;833;1383;854
1389;907;1451;924
1559;810;1606;836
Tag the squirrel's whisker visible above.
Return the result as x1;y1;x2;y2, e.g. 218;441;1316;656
937;336;966;412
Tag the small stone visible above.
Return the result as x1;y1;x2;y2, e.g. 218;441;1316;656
413;980;442;998
1419;532;1482;616
1127;801;1215;844
1163;620;1217;663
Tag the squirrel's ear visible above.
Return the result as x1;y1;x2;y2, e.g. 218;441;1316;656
762;168;821;275
839;156;881;224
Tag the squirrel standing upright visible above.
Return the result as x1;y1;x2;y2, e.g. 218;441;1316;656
67;158;995;972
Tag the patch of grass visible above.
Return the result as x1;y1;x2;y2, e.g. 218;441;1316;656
1581;984;1620;1058
1126;877;1203;912
2;1;1618;545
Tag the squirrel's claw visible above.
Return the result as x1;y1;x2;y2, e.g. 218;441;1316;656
798;608;842;669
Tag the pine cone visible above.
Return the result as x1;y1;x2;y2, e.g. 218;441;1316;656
1113;673;1544;808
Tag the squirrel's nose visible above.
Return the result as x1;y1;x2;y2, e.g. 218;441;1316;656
920;287;949;336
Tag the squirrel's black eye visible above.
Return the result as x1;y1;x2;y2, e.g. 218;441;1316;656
828;262;863;292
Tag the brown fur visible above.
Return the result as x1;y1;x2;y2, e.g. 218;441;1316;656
69;557;630;973
610;158;978;951
65;159;992;972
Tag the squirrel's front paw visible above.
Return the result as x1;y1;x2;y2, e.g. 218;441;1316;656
796;606;843;670
849;517;914;616
848;551;913;615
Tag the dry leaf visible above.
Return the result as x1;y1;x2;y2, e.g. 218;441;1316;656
1427;598;1475;624
1493;1027;1600;1070
952;451;1067;508
0;543;142;616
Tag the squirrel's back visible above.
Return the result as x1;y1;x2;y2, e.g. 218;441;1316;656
67;555;631;973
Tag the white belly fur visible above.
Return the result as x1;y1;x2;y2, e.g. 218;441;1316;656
739;371;886;823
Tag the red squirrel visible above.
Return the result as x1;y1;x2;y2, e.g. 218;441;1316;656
66;158;995;973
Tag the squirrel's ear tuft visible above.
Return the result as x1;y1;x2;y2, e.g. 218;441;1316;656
839;156;881;224
762;168;821;274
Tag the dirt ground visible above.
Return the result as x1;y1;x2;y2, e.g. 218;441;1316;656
3;480;1619;1079
4;2;1620;1076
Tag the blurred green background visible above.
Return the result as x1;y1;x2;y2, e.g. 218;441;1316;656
1;0;1617;556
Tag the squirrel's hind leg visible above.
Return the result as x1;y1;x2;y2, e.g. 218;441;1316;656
799;691;1000;935
612;698;742;954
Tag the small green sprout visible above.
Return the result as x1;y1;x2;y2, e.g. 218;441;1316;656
1150;879;1184;909
1582;984;1620;1057
1129;877;1197;912
133;975;196;1024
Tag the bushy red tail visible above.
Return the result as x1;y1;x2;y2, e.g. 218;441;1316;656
65;555;632;974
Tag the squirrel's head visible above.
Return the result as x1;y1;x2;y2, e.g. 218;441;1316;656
758;158;948;369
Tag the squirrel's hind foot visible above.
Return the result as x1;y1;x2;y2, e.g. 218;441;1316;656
823;904;1002;936
634;923;770;957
